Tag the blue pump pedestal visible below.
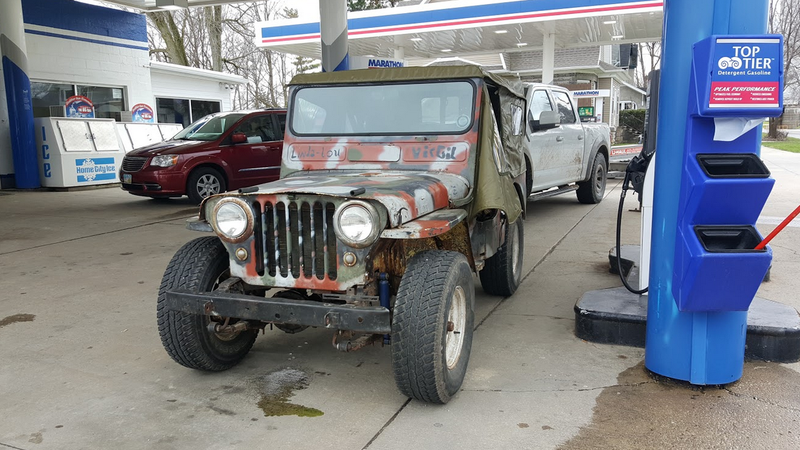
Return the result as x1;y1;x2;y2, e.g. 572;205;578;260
645;0;783;386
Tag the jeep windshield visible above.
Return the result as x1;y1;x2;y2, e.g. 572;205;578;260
290;81;476;136
172;113;246;141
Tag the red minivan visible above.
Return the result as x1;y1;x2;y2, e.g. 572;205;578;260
120;109;286;203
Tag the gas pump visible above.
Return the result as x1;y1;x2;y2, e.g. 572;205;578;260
614;70;659;295
646;13;785;383
576;0;800;372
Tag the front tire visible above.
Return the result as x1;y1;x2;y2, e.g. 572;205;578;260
391;251;475;404
576;153;607;204
187;167;226;204
479;217;524;296
157;237;257;371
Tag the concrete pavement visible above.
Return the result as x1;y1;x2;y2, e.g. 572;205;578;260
1;146;799;449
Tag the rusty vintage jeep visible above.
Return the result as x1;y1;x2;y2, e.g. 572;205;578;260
158;66;528;404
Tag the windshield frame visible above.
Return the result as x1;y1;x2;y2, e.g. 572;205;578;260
171;113;247;142
288;79;478;137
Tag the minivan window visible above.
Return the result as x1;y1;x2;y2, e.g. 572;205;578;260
173;113;246;141
233;115;279;143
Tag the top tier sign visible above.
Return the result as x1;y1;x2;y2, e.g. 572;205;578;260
695;35;784;117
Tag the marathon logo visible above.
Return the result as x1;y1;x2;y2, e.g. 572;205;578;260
368;59;404;68
76;157;117;183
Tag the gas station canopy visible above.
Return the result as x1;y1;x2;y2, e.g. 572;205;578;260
255;0;664;65
97;0;252;10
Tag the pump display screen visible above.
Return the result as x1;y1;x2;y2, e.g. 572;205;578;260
708;37;781;109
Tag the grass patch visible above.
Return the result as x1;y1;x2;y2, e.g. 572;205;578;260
762;135;800;153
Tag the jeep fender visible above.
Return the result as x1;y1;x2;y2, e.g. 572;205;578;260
380;209;467;239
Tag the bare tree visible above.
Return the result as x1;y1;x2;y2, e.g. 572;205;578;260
634;42;661;90
223;2;299;109
348;0;397;11
205;6;223;72
147;1;303;109
148;11;189;66
768;0;800;138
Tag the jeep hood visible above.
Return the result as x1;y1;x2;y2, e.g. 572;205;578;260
244;172;470;227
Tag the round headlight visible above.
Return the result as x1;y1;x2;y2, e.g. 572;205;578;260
214;200;252;241
334;201;380;248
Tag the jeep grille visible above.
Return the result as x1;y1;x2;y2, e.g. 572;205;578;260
254;200;338;280
122;156;148;172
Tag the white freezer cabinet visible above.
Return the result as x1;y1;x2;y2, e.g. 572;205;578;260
116;122;184;153
35;117;126;188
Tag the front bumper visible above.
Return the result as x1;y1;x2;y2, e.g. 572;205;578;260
120;169;186;196
164;289;391;334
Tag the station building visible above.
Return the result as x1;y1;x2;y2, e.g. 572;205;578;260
0;0;244;188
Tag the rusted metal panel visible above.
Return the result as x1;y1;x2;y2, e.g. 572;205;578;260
380;209;467;239
235;173;469;227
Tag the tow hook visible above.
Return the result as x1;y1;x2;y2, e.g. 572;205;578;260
208;320;250;334
332;331;378;352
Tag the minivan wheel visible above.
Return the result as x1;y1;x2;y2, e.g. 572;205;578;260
187;167;226;204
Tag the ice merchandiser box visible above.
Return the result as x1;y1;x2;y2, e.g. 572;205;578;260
35;117;126;187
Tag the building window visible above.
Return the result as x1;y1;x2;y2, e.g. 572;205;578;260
30;82;126;120
156;97;221;127
30;82;75;118
156;98;190;126
77;85;125;121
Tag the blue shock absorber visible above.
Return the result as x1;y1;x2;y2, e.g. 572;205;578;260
379;273;390;344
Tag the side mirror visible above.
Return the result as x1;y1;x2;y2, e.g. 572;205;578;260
530;111;560;131
231;133;247;144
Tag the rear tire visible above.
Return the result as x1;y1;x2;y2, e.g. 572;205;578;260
187;167;226;204
577;153;607;204
157;237;257;371
391;251;475;404
479;217;524;296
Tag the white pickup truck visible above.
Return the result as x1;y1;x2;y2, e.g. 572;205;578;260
523;83;611;204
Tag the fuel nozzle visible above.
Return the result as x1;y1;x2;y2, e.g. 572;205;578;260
624;154;647;192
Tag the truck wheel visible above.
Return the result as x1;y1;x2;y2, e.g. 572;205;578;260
576;153;607;204
479;217;524;296
157;236;257;371
187;167;226;204
391;251;475;404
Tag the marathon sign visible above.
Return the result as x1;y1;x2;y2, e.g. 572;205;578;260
368;59;404;68
350;56;405;70
708;37;782;109
572;89;610;98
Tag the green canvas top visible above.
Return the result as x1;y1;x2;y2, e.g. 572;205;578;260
289;66;526;99
289;65;527;223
